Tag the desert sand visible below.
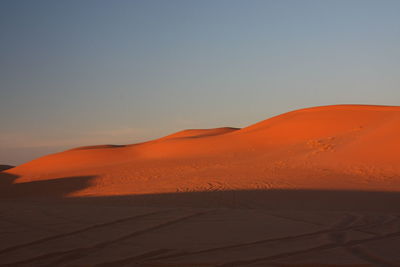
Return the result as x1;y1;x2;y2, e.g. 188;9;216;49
1;104;400;266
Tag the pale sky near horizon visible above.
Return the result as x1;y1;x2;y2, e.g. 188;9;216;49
1;0;400;165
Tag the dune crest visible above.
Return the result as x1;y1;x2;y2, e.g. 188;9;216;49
4;104;400;197
158;127;239;140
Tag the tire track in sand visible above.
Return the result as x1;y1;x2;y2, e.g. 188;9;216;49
1;211;207;267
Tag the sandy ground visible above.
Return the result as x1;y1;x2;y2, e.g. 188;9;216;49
1;105;400;266
1;196;400;266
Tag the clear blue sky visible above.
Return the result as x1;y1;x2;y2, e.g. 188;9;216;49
1;0;400;165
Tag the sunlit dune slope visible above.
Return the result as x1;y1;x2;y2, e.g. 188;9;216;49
3;105;400;197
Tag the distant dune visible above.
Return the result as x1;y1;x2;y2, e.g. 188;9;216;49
3;104;400;198
0;165;14;171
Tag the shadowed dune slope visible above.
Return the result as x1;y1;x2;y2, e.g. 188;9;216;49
0;165;14;171
3;105;400;197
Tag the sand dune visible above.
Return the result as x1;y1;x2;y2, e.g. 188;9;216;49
4;104;400;197
1;105;400;266
158;127;240;140
0;165;14;171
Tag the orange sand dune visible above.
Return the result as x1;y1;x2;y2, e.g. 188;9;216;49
2;105;400;266
3;104;400;197
158;127;239;140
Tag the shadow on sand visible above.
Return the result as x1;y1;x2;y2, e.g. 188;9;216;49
0;171;95;198
64;189;400;212
1;170;400;212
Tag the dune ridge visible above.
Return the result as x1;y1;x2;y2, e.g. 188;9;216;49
3;104;400;197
